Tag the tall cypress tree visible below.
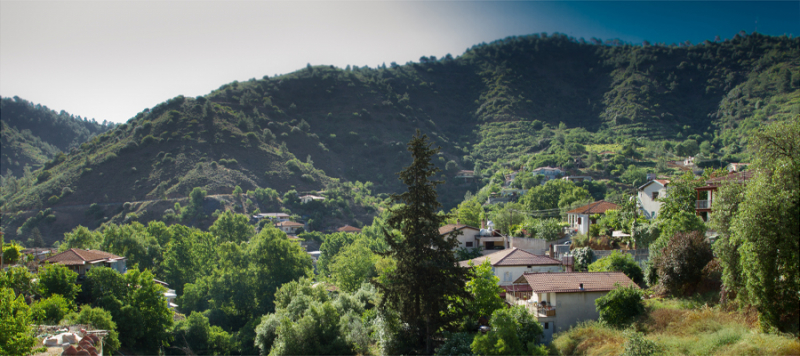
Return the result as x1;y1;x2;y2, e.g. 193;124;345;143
375;130;470;354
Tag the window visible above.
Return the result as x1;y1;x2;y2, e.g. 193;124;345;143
652;192;659;200
577;217;582;224
466;241;473;247
504;271;511;282
544;322;549;329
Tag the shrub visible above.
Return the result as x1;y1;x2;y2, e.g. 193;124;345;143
36;171;52;184
48;195;60;205
286;159;302;173
621;330;659;356
2;244;23;264
588;251;644;284
595;284;645;328
435;332;474;355
32;294;71;324
653;231;713;296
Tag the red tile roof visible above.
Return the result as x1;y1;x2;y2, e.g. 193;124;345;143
517;272;638;293
459;248;561;267
638;179;670;190
337;225;362;233
439;224;480;235
566;200;619;215
43;249;124;266
276;221;304;227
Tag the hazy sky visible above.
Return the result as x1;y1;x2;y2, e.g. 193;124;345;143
1;1;798;123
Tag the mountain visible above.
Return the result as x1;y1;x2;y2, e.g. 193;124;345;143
1;31;797;244
1;96;116;177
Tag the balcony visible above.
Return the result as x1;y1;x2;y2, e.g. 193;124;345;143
696;200;710;209
505;293;556;317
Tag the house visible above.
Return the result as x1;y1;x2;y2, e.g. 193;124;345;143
530;167;563;183
506;272;638;342
561;175;593;183
337;225;362;233
726;162;750;172
439;221;509;251
42;248;127;275
455;170;475;183
253;213;290;222
566;201;620;235
459;248;562;285
695;171;753;221
153;279;179;310
637;179;670;219
486;188;527;205
276;221;305;234
299;195;325;204
21;247;57;261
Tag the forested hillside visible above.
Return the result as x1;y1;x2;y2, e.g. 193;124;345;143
1;96;116;177
1;31;797;243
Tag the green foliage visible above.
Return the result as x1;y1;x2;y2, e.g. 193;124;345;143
0;287;44;356
172;312;233;356
522;179;591;212
653;231;713;296
38;263;80;302
588;251;644;284
209;211;254;243
317;232;358;278
2;243;22;264
621;330;659;356
32;294;71;324
63;306;121;354
464;260;504;321
329;238;377;293
728;119;799;332
376;131;470;354
100;222;162;271
519;218;562;240
435;332;475;356
456;199;484;228
471;306;543;355
595;283;645;328
269;301;353;355
0;266;36;298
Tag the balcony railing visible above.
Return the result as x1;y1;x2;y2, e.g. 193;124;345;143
696;200;710;209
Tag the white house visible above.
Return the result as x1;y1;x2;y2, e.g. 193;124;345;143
459;248;562;285
42;248;127;275
507;272;638;342
566;201;620;235
726;162;749;172
299;195;325;204
637;179;670;219
276;221;304;234
530;167;563;183
439;222;508;251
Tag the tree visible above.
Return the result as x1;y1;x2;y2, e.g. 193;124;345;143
2;243;22;264
269;301;353;355
471;306;543;355
729;120;799;332
375;130;470;354
588;251;644;284
100;222;162;271
1;288;43;356
461;260;504;326
31;294;71;324
595;283;645;328
115;268;174;351
573;247;594;271
172;312;233;356
456;200;483;228
209;211;254;243
653;231;713;296
63;306;121;354
317;232;357;278
60;225;102;251
329;238;377;293
708;182;746;302
492;203;526;235
38;263;81;302
522;179;590;212
0;266;36;298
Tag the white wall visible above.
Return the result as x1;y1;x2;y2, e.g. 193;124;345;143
638;183;666;219
568;213;590;235
451;229;480;249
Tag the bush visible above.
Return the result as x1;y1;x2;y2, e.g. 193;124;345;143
588;251;644;284
653;231;713;296
32;294;71;324
595;284;645;328
64;306;121;353
435;332;474;355
2;244;23;264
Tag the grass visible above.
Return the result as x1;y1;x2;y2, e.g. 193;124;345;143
551;296;800;356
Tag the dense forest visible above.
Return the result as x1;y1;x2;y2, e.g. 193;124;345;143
1;96;116;177
0;31;798;242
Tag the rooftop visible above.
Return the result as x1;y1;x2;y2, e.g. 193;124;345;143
43;248;124;266
514;272;637;293
566;200;620;215
439;223;480;235
459;248;561;267
276;221;304;227
337;225;362;233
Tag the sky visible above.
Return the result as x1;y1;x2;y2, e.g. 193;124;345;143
1;1;798;124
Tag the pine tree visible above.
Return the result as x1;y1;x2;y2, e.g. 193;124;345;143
375;130;470;354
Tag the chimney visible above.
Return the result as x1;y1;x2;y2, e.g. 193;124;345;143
456;219;460;225
481;220;486;229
